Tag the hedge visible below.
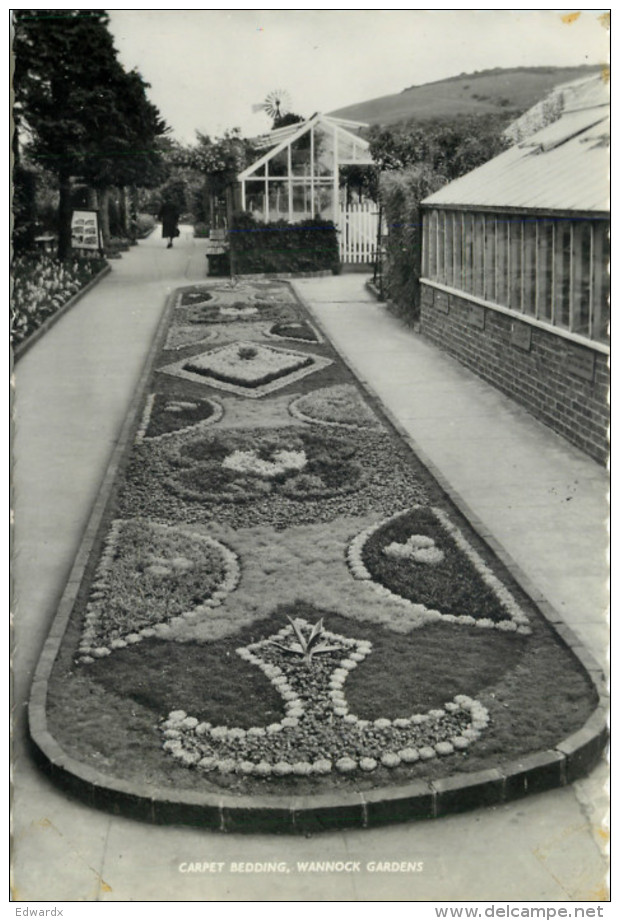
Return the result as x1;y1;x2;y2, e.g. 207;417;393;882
229;213;340;275
379;167;446;323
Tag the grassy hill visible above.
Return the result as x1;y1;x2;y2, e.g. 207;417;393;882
329;65;601;127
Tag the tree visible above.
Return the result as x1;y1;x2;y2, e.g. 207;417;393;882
79;65;168;244
368;114;510;182
185;130;257;228
271;111;304;131
13;9;167;257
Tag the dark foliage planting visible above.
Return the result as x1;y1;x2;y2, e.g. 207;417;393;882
143;394;218;439
269;320;318;342
229;213;340;275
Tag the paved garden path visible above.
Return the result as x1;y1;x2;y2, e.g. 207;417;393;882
12;238;608;901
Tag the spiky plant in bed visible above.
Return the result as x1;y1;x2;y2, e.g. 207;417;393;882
268;617;341;665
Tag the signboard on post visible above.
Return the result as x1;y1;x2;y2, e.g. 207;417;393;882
71;209;102;252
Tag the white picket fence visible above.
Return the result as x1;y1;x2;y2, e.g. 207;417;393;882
338;203;380;264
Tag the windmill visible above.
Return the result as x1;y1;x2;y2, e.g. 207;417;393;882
252;89;292;124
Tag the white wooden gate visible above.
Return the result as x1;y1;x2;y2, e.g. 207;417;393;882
338;203;380;264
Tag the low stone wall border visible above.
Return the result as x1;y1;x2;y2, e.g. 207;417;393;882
27;280;608;835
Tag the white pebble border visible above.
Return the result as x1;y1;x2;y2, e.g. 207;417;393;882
76;520;240;664
347;506;531;635
134;393;224;444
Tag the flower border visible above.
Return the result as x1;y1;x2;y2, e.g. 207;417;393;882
347;507;531;634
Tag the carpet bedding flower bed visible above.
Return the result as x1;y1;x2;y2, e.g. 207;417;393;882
11;252;108;347
45;278;599;799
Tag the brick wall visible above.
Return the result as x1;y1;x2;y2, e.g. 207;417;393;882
420;283;609;464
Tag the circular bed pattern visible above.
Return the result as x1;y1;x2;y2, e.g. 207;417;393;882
166;427;365;505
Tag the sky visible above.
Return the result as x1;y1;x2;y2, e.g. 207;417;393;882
107;10;609;145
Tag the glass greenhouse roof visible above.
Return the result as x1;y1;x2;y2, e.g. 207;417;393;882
239;114;374;180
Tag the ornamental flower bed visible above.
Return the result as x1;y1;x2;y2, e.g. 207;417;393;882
44;279;599;799
11;252;107;346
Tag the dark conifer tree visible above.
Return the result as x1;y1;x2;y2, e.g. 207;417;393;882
13;9;167;257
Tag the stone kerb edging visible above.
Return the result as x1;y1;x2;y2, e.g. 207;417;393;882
13;264;112;363
28;281;608;835
364;279;384;302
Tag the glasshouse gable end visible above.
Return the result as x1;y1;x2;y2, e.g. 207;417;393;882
237;114;379;264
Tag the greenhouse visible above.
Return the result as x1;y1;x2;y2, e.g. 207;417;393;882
238;113;375;226
419;76;610;462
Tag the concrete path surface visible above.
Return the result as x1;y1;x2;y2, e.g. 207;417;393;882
11;243;609;902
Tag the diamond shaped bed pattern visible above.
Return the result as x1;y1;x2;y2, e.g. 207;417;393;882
158;340;333;398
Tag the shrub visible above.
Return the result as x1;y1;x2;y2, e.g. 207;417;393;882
229;212;340;275
193;222;209;238
134;213;156;238
379;166;446;323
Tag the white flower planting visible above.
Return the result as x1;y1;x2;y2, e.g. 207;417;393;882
12;253;103;345
222;448;307;479
134;393;156;444
383;534;445;564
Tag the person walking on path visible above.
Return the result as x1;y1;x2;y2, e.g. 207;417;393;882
158;199;180;248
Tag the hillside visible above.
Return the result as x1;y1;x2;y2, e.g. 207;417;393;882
329;65;602;127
